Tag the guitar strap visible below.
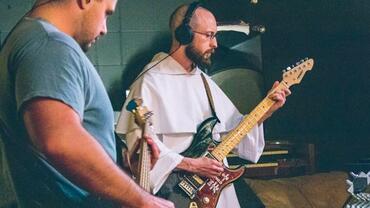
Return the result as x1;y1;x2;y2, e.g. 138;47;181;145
200;73;219;122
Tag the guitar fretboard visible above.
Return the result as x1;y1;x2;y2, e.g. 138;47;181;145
211;82;287;161
138;139;151;192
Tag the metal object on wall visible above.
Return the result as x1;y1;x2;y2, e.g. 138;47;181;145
251;25;266;34
217;21;250;36
217;21;266;36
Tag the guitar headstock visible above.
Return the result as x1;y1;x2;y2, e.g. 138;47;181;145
282;58;314;87
126;98;153;127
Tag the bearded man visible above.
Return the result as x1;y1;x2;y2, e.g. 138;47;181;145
116;2;289;208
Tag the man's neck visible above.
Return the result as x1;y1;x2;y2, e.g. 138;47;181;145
169;46;194;73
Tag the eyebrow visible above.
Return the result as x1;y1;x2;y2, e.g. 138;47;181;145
194;30;217;34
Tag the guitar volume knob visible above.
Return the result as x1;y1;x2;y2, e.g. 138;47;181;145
202;197;210;204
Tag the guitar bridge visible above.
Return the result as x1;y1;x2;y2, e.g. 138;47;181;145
178;175;205;199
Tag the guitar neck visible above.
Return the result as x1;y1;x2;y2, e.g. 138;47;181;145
211;82;288;161
126;99;154;192
138;139;151;192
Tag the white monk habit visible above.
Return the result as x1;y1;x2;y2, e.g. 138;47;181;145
116;52;265;208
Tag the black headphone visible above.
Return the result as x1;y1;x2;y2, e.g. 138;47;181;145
174;2;200;45
131;2;200;83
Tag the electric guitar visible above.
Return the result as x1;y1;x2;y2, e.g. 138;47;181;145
126;98;153;192
157;58;314;208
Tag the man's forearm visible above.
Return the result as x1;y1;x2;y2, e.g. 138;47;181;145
42;130;151;207
23;99;151;207
176;157;194;172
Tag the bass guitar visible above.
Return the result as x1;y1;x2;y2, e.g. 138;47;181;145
126;98;153;192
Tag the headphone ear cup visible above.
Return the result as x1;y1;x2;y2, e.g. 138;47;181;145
174;2;199;45
175;24;193;45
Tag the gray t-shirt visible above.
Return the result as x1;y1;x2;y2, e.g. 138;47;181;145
0;17;116;204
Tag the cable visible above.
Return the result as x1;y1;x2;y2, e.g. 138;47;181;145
131;45;181;84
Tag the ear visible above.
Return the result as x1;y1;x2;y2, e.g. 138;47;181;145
77;0;93;10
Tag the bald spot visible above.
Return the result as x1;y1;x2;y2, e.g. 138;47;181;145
169;4;216;33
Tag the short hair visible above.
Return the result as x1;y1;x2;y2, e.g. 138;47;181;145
35;0;64;3
169;4;189;33
33;0;66;7
169;4;211;33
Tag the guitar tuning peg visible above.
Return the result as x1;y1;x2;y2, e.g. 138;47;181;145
286;67;291;71
305;57;308;60
282;70;286;73
296;62;300;66
350;172;358;177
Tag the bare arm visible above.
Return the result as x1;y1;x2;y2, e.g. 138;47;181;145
177;157;224;178
23;98;173;208
127;129;223;180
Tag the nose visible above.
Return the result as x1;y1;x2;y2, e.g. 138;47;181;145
100;21;108;36
210;37;218;48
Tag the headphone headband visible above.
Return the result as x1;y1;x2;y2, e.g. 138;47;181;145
175;2;200;45
182;2;200;26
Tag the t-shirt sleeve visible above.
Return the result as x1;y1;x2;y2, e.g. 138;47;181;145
15;39;85;118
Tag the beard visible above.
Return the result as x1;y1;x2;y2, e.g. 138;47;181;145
80;43;90;52
185;43;214;70
76;36;92;52
76;30;97;52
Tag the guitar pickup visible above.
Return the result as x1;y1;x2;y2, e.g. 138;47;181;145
179;179;197;199
179;174;207;199
191;175;205;185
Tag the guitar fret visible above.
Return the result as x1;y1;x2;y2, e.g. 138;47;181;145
138;141;151;191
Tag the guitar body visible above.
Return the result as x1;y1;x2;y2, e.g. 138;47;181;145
190;167;244;208
182;116;219;158
158;166;244;208
157;116;245;208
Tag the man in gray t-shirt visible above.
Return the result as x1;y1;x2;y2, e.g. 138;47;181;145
0;0;173;207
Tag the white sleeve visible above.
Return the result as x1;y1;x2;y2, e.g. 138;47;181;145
219;115;265;163
125;126;184;194
148;133;183;194
234;123;265;163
